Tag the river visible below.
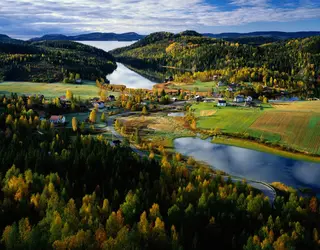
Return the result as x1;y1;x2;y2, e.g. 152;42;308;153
174;137;320;195
80;41;320;195
78;41;157;89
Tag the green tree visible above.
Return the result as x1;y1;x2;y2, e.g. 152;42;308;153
100;112;106;122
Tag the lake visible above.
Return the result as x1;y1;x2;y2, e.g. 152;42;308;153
78;41;157;89
174;137;320;194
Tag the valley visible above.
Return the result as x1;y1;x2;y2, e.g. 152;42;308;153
1;32;320;250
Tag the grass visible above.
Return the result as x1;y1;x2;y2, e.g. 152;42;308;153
250;111;320;154
167;80;218;92
117;113;195;151
192;101;320;156
193;103;263;133
0;81;119;99
213;137;320;163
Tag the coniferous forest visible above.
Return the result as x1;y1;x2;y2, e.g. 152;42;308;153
1;95;320;250
111;32;320;95
0;40;117;83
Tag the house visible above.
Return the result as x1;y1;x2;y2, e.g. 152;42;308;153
93;102;105;109
49;115;66;124
226;87;233;92
108;95;116;101
217;100;227;107
194;95;203;102
234;95;245;103
75;79;82;84
59;96;67;102
246;96;253;102
112;140;121;146
218;81;225;87
164;76;174;82
171;97;178;102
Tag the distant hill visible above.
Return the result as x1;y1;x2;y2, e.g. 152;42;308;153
202;31;320;40
0;40;116;82
110;30;320;84
0;34;25;44
29;32;145;42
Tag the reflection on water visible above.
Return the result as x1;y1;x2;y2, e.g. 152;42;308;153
107;63;156;89
174;137;320;193
168;112;185;117
77;41;156;89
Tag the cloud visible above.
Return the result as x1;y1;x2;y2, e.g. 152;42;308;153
0;0;319;36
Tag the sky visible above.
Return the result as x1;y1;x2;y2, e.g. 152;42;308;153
0;0;320;38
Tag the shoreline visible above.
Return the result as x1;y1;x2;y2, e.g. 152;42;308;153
212;136;320;163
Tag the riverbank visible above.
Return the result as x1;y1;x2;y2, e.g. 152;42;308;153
212;136;320;163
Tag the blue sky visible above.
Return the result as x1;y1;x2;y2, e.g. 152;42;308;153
0;0;319;38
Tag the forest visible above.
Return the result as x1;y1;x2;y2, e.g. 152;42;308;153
0;40;117;83
111;31;320;95
1;94;320;250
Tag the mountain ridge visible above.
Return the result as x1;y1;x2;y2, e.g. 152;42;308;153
29;32;145;42
27;31;320;42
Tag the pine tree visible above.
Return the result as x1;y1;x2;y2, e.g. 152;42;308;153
100;112;106;122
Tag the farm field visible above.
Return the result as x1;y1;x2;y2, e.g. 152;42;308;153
192;103;264;133
167;80;218;92
271;101;320;112
0;81;119;99
192;101;320;155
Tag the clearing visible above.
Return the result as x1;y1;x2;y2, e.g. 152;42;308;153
117;113;195;149
0;81;119;99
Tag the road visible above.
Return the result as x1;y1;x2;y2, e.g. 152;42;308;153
107;112;276;204
107;112;146;157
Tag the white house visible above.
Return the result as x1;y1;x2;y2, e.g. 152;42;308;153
234;95;245;103
217;100;227;107
171;97;178;102
246;96;253;102
49;115;66;124
93;102;105;109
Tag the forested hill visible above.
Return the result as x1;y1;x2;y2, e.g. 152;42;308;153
0;40;117;82
111;31;320;91
0;34;25;45
1;95;320;249
203;31;320;40
29;32;145;42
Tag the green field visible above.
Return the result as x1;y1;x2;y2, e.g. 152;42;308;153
0;81;119;99
193;103;263;133
169;80;218;92
192;102;320;155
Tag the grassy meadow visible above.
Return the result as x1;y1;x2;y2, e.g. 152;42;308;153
117;113;195;151
167;80;218;92
193;101;320;155
0;81;119;99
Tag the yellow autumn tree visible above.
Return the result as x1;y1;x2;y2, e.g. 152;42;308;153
72;117;78;132
66;89;73;100
89;110;97;123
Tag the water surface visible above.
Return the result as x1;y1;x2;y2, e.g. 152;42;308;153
78;41;156;89
168;112;185;117
174;137;320;193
